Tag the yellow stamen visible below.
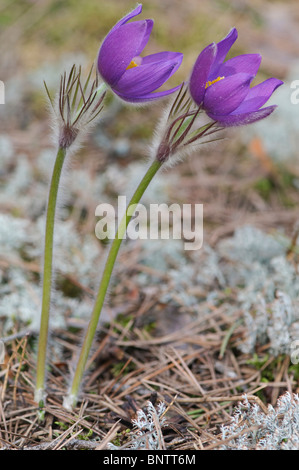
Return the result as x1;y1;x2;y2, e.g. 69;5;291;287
205;76;225;89
126;60;139;70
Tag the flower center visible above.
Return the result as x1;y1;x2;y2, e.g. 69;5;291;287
126;56;142;71
126;60;139;70
205;76;225;89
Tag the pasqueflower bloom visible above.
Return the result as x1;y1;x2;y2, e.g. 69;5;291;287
189;28;283;126
97;4;183;103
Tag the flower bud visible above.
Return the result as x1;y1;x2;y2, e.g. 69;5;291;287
45;64;106;149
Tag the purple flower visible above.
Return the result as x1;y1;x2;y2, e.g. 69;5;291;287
97;4;183;103
189;28;283;126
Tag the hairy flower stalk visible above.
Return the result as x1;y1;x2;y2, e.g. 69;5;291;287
35;65;106;407
64;158;162;409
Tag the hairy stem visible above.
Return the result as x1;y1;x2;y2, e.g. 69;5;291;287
35;146;67;406
65;159;162;409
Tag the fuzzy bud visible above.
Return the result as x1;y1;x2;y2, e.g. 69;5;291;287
153;84;220;166
45;64;106;150
59;124;79;149
156;141;171;163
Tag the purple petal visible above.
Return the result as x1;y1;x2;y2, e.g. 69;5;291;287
141;51;183;65
98;20;153;87
114;53;183;96
231;78;284;114
204;72;254;115
207;105;277;127
114;83;183;103
216;54;262;79
189;43;217;106
209;27;238;77
108;4;143;36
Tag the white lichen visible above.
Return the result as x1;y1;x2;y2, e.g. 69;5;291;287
109;401;168;450
220;392;299;450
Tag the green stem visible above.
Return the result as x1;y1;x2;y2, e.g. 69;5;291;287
35;146;67;406
65;159;163;408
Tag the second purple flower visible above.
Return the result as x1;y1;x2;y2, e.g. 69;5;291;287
189;28;283;126
97;4;183;103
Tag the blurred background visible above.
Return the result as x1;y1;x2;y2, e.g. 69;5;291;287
1;0;298;138
0;0;299;345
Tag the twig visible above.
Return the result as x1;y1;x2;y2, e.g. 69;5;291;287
0;329;35;344
94;422;121;450
219;319;243;359
21;438;102;451
176;394;269;415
